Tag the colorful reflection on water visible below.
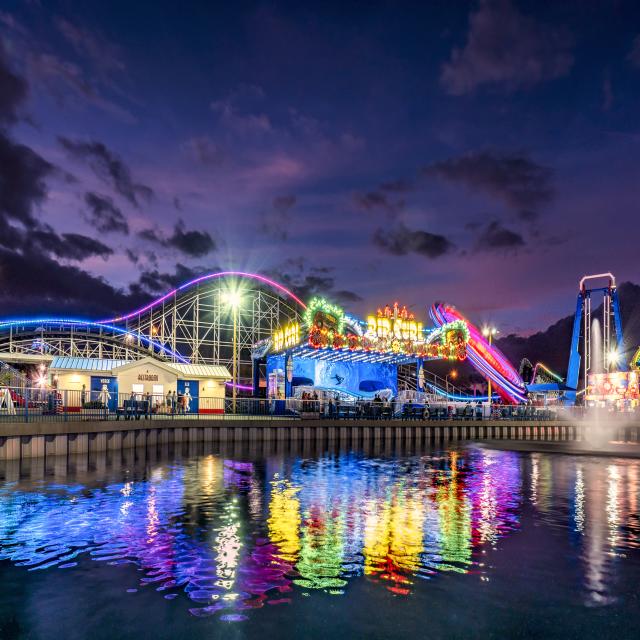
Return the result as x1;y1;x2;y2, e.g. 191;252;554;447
1;446;640;623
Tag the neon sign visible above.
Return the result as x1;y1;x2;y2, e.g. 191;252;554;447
366;303;424;342
272;322;301;352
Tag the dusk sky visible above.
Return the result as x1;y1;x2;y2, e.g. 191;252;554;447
1;0;639;335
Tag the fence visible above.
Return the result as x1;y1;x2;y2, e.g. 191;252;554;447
0;385;607;424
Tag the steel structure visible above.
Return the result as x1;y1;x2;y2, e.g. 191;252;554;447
565;273;625;405
0;319;184;362
109;275;303;380
0;272;305;385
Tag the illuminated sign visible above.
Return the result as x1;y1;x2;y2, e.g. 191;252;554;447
366;303;424;342
272;322;301;352
587;371;639;402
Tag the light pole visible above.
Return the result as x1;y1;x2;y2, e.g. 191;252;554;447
222;290;242;413
446;369;458;396
482;326;498;404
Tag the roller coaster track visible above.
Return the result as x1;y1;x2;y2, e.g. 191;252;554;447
0;272;305;380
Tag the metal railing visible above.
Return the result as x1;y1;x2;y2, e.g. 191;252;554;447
0;385;611;424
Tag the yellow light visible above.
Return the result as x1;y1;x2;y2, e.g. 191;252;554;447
482;326;498;337
450;370;458;379
221;289;243;309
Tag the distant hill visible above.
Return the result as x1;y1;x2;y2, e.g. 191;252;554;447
496;281;640;380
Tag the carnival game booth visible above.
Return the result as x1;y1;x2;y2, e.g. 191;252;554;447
252;297;470;417
49;356;231;415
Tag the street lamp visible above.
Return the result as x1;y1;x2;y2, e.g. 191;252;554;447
446;369;458;396
221;288;243;412
482;326;498;404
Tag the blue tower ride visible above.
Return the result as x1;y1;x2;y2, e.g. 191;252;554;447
565;273;625;405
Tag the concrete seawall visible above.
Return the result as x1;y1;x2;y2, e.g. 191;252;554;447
0;418;617;461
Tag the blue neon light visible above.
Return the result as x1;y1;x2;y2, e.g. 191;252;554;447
0;318;188;363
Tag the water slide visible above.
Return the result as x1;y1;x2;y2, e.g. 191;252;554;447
430;303;527;404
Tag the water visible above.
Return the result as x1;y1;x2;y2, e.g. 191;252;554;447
1;443;640;639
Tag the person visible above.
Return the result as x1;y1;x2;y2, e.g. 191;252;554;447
184;388;192;413
171;390;177;414
81;384;86;408
128;389;136;420
144;391;151;418
177;391;184;414
166;390;171;411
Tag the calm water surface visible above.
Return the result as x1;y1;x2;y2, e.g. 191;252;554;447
1;442;639;639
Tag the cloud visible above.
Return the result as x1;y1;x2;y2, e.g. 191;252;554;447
30;227;114;260
260;194;297;240
475;220;525;251
0;132;54;228
264;257;362;304
379;179;413;193
0;40;27;124
131;263;212;295
373;224;455;259
354;190;404;217
182;135;226;166
83;192;129;234
58;137;153;207
0;245;139;316
55;17;125;75
441;0;573;95
210;86;272;135
424;150;553;217
138;220;216;257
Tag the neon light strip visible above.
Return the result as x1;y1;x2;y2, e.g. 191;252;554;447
101;271;307;323
425;382;495;402
0;318;188;362
225;381;254;391
430;303;527;403
530;362;563;384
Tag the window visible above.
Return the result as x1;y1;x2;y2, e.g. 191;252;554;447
131;383;143;399
152;384;164;401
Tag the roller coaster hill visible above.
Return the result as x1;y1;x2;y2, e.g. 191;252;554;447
0;270;535;406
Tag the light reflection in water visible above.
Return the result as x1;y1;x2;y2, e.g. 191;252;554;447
0;447;639;620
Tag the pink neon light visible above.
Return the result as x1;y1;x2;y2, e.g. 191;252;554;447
100;271;307;323
432;303;526;403
225;381;254;391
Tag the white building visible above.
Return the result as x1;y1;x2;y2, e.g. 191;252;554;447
49;356;231;413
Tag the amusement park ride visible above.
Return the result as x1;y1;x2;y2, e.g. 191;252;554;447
0;270;633;406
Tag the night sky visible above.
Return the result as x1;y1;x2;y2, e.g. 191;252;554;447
1;0;639;335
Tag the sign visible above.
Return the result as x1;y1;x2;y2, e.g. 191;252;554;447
587;371;639;402
90;376;118;411
138;373;159;381
367;303;423;342
272;322;300;352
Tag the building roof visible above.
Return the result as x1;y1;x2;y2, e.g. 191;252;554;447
170;363;232;379
50;357;128;371
49;356;231;380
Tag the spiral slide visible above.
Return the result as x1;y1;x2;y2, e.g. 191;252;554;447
430;303;527;404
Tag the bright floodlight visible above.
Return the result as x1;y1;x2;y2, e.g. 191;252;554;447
221;289;243;309
482;326;498;337
608;348;620;366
